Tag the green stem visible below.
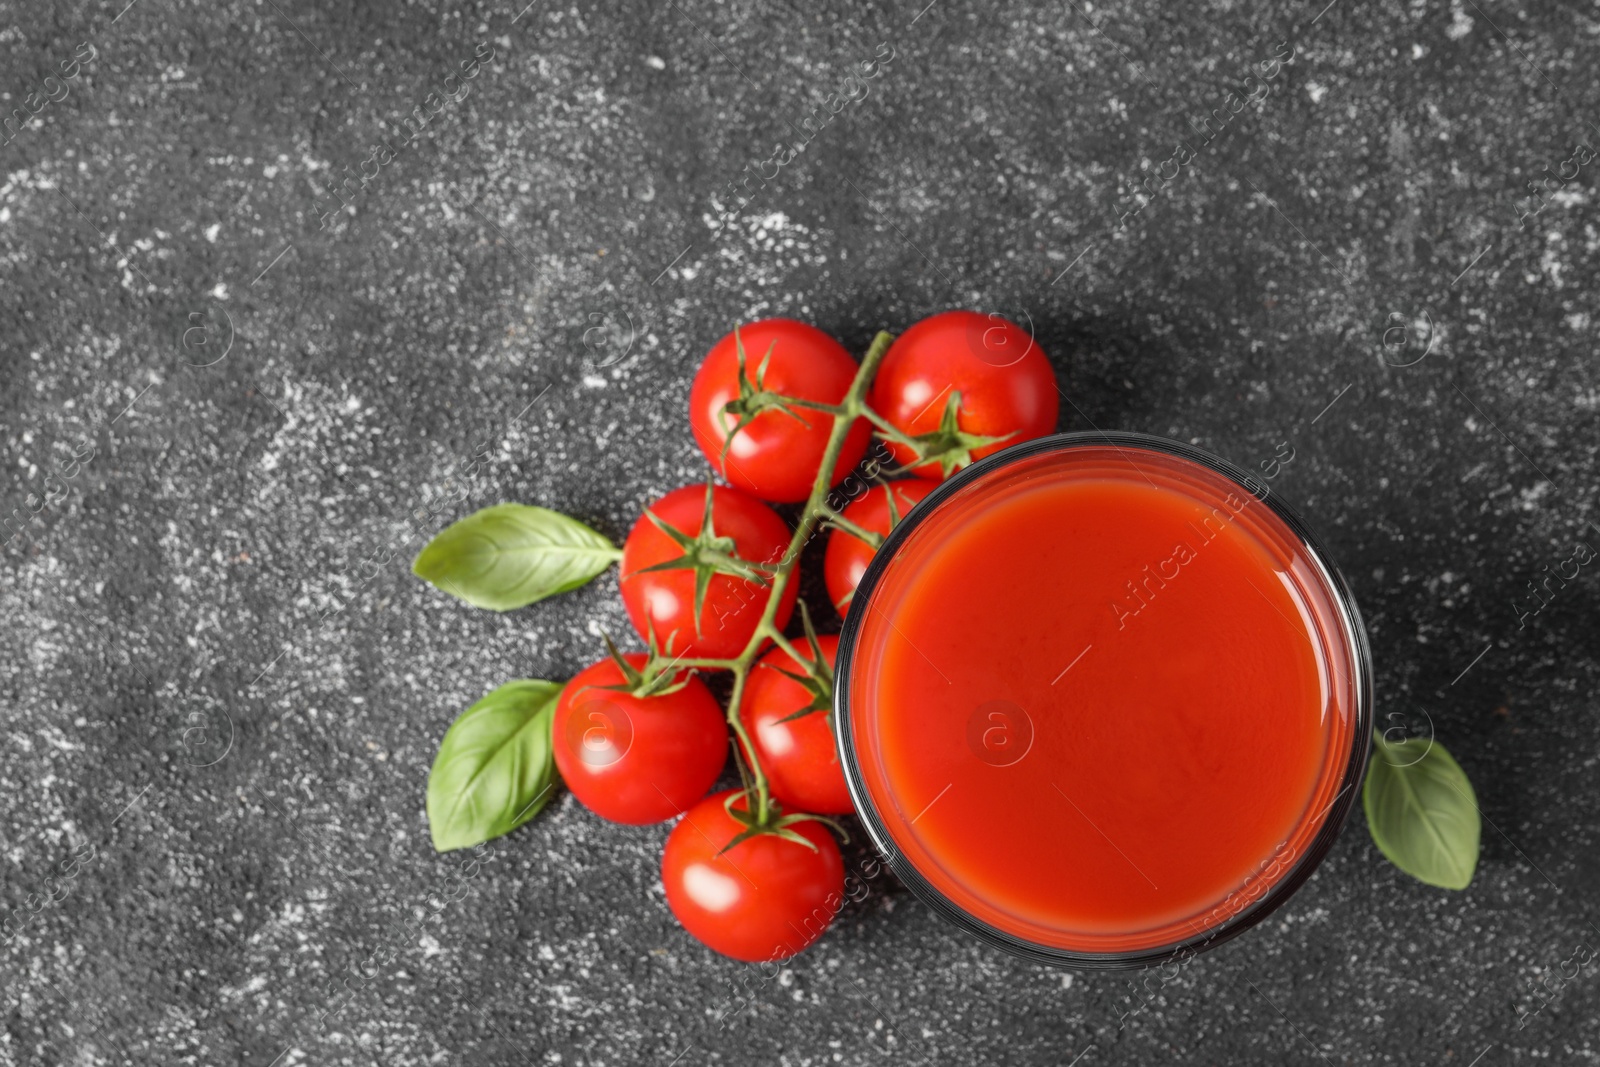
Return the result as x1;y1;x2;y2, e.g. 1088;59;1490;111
764;627;805;663
860;405;918;446
723;663;766;822
717;330;897;826
816;506;883;548
778;396;847;416
668;656;743;671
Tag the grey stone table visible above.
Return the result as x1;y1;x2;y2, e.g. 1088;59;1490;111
2;0;1597;1063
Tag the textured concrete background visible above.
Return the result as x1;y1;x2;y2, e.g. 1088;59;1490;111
2;0;1598;1063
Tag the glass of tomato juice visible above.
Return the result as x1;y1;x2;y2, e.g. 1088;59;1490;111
834;432;1373;968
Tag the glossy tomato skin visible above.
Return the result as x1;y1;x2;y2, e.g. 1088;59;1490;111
620;485;797;660
662;789;845;962
823;480;937;614
552;655;727;825
869;310;1059;480
690;319;872;502
739;636;852;815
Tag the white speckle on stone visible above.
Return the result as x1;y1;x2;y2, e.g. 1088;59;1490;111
1517;481;1553;511
1541;245;1566;287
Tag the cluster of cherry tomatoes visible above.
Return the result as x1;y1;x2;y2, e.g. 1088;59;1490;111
549;311;1058;962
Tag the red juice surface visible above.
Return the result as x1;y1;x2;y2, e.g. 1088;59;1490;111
844;445;1361;955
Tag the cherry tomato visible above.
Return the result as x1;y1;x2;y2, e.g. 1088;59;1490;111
620;484;797;660
552;654;727;825
739;635;852;815
661;789;845;961
690;319;872;503
868;310;1059;480
823;480;937;614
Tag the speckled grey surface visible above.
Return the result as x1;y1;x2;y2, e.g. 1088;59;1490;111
3;0;1599;1062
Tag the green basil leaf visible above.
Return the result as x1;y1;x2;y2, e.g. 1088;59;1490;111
1363;735;1480;890
427;679;562;852
413;503;621;611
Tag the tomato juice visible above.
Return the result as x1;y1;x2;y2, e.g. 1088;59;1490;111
836;434;1370;965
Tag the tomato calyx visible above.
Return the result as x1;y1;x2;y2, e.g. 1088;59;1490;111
827;485;913;611
717;788;847;855
895;390;1016;478
633;483;775;637
716;325;815;461
769;603;834;724
585;628;695;699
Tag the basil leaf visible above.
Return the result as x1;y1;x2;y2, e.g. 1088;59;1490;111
413;503;621;611
1363;735;1480;890
427;679;562;852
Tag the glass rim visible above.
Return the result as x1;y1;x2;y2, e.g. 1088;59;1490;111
831;430;1375;971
